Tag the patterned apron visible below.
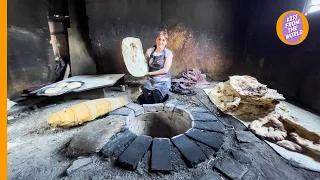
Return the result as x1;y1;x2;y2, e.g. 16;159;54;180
143;47;171;97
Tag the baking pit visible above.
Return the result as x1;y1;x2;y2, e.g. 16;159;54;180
127;111;192;138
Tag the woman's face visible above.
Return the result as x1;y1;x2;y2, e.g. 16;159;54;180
156;34;167;49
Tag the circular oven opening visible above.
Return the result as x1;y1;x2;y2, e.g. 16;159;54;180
128;111;192;138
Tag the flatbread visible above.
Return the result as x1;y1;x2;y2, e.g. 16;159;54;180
45;87;62;94
208;75;285;120
121;37;148;77
66;82;82;89
55;82;69;88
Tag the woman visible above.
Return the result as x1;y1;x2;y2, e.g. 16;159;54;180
142;30;173;104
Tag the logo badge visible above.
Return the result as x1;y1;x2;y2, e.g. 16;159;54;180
276;10;309;45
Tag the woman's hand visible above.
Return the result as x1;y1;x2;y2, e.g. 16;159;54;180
146;55;173;76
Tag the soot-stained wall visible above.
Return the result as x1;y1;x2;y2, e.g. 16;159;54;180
86;0;249;80
8;0;55;98
162;0;248;80
238;0;320;112
86;0;162;74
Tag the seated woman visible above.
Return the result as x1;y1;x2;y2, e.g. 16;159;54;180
142;30;173;104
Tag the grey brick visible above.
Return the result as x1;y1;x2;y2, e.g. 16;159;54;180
171;134;206;167
67;157;92;175
183;110;193;120
164;98;179;112
191;111;218;121
143;103;164;112
100;130;137;158
116;135;153;170
193;121;225;133
235;131;260;143
108;107;135;123
151;138;171;172
173;105;189;116
192;107;210;113
214;156;248;180
186;128;224;151
192;140;216;159
126;103;144;116
231;150;253;164
199;171;222;180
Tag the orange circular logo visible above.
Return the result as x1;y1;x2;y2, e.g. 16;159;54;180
276;10;309;45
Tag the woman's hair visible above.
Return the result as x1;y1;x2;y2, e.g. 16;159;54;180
156;30;169;41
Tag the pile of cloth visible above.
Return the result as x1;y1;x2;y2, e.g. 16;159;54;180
207;75;320;161
170;69;208;95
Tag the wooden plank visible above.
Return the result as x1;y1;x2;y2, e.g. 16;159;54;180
68;27;97;75
30;74;125;96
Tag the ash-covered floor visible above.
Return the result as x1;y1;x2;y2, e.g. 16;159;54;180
7;85;320;180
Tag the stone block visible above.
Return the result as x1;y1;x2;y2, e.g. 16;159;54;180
116;135;153;170
193;121;225;133
67;157;92;175
231;150;253;164
236;131;260;143
151;138;171;172
191;111;218;121
171;134;206;167
108;107;135;123
164;98;179;112
186;128;224;151
126;103;144;116
100;130;137;158
143;103;164;112
199;170;222;180
214;156;248;180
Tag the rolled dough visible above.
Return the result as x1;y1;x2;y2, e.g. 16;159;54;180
55;82;69;88
45;87;62;94
66;82;82;89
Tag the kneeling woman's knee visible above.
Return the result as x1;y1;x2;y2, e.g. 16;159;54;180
152;90;164;103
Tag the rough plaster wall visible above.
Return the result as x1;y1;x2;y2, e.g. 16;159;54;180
86;0;161;74
239;0;320;112
162;0;247;80
86;0;248;80
8;0;55;99
68;0;97;75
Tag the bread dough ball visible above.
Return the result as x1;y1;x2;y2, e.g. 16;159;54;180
45;87;62;94
66;82;82;89
55;82;69;88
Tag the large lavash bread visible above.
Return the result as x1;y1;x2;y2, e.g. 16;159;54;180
208;75;285;120
122;37;148;77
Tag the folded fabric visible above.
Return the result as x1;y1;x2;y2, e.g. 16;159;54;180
171;69;208;89
170;82;197;96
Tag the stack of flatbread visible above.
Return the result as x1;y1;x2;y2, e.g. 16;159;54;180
208;75;285;120
208;75;320;161
44;81;82;95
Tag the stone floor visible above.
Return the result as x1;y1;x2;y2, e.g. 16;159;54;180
7;86;320;180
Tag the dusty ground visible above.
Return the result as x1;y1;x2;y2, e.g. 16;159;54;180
7;85;320;180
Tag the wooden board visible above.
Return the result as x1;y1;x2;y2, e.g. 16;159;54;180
68;27;97;75
30;74;125;96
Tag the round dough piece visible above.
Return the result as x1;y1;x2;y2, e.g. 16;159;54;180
122;37;148;77
66;82;82;89
45;87;62;94
55;82;69;88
